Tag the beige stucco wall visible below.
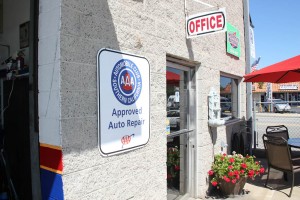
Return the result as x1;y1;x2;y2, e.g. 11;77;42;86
39;0;247;199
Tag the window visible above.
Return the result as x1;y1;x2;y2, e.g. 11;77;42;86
220;75;238;120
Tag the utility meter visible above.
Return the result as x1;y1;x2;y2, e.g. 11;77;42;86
208;87;225;127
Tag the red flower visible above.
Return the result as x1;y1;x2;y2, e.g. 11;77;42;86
212;181;218;186
241;163;247;169
174;165;180;171
228;171;234;177
240;169;245;174
234;170;239;175
260;167;265;174
248;170;254;175
223;153;227;156
208;170;214;176
248;170;255;178
229;158;235;163
231;179;237;184
228;165;233;170
223;176;230;182
236;174;240;179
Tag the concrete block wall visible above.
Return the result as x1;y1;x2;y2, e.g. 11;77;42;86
38;0;246;199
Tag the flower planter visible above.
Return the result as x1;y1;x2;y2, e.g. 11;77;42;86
219;177;247;196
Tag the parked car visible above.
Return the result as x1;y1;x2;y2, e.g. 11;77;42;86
264;99;291;113
167;110;180;130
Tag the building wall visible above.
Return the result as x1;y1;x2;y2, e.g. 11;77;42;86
39;0;246;199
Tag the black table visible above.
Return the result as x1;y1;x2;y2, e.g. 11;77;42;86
288;138;300;148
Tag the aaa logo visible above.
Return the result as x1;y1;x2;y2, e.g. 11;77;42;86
111;59;142;105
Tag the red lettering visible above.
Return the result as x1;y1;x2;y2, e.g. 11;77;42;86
210;16;216;29
201;18;206;31
189;21;195;33
196;19;200;32
216;14;223;28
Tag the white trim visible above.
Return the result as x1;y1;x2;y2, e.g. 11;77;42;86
192;0;214;8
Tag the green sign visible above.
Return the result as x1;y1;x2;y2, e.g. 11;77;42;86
226;23;240;58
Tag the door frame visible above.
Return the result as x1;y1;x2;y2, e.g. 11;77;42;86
166;58;198;198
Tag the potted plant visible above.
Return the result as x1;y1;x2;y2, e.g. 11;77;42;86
167;146;180;189
208;151;265;196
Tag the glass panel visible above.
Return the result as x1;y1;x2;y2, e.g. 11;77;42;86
166;66;189;198
167;67;188;132
220;76;238;119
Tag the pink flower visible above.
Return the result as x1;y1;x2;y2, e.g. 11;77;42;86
260;167;265;174
208;170;214;176
229;158;235;163
228;171;234;177
212;181;218;186
248;170;255;178
231;179;237;184
241;163;247;169
228;165;233;170
223;176;230;182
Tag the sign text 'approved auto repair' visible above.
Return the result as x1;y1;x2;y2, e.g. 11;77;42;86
186;8;226;38
97;49;150;156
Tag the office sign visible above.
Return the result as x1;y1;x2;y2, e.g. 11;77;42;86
186;8;226;38
279;84;298;90
226;23;241;58
97;49;150;156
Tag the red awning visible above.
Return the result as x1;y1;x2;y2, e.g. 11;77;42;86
167;71;180;81
244;55;300;83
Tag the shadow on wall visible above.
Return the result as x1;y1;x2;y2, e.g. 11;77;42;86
41;1;122;199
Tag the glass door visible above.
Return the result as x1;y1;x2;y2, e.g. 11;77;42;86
166;62;196;199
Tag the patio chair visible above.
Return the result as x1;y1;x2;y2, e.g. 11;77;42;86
262;134;300;197
266;125;297;157
266;125;289;140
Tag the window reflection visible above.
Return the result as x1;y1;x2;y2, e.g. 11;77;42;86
220;76;238;119
166;67;188;132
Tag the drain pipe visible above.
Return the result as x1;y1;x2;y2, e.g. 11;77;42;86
243;0;253;154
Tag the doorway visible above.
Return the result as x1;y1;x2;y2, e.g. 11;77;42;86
166;60;196;199
0;0;39;199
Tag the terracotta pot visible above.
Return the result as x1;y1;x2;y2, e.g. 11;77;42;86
219;177;247;196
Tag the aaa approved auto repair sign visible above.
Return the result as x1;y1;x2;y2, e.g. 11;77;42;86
97;49;150;156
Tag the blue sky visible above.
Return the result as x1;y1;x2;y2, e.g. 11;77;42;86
250;0;300;69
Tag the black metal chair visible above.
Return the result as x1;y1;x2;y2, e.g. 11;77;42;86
266;125;298;157
262;134;300;197
266;125;289;140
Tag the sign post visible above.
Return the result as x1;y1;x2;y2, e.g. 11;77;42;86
97;49;150;156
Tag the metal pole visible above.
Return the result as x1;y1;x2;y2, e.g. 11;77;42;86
243;0;254;153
